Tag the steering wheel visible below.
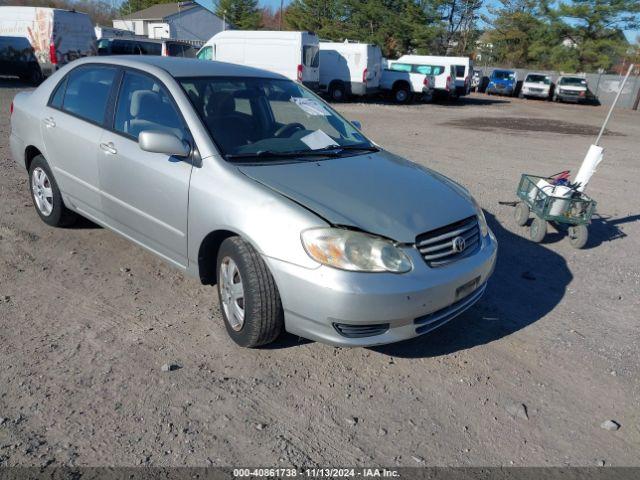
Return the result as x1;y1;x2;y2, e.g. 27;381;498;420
274;122;305;138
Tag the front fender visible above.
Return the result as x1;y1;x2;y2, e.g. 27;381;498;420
187;156;326;277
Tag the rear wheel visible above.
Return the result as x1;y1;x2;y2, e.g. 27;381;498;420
529;217;547;243
329;82;346;102
216;237;284;347
392;84;410;104
28;155;77;227
568;224;588;249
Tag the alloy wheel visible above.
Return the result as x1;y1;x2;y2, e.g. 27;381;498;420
31;167;53;216
219;256;245;331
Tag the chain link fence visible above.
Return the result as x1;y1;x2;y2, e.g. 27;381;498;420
476;66;640;110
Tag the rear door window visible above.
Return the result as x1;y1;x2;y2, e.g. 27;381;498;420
138;42;161;56
61;66;117;125
303;45;319;68
455;65;466;78
111;40;136;55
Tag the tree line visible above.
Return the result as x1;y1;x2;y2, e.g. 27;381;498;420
4;0;638;72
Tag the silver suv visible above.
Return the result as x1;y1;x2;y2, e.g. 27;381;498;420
9;56;497;348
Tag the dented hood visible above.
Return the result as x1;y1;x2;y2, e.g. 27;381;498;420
237;150;476;243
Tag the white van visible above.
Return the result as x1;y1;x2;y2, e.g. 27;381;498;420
318;41;382;101
198;30;320;90
397;55;473;96
0;6;96;77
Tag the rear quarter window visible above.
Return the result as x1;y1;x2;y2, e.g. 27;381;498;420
455;65;466;77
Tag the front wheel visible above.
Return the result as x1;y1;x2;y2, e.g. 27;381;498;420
216;237;284;347
568;225;588;249
529;217;547;243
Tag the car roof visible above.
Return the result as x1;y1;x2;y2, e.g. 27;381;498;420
70;55;286;80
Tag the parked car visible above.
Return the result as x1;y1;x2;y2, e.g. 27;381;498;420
0;36;42;84
0;6;96;77
97;37;198;58
519;72;552;100
397;55;474;97
554;75;589;103
486;69;518;96
318;41;383;101
380;60;434;103
9;56;497;348
198;30;320;91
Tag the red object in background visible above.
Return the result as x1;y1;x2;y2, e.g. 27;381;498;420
362;68;368;85
49;43;57;64
297;64;303;82
10;101;14;116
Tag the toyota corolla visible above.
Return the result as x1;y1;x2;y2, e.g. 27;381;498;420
9;56;497;348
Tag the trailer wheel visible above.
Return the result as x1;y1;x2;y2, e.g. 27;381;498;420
568;225;588;249
529;217;547;243
514;202;530;226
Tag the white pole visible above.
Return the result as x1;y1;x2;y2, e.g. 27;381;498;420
595;63;634;146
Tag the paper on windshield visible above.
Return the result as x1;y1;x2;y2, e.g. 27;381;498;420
300;130;339;150
290;97;331;116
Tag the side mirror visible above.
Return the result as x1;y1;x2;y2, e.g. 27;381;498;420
351;120;362;129
139;130;190;157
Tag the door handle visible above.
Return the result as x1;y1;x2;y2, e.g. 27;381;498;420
100;142;117;155
43;117;56;128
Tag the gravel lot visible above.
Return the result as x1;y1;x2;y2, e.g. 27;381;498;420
0;78;638;468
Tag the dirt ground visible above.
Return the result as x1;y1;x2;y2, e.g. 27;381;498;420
0;78;638;468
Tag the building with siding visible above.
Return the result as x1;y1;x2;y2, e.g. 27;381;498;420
113;1;227;43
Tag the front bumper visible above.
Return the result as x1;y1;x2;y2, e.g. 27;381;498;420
522;89;549;98
487;85;514;95
557;92;587;103
265;232;497;347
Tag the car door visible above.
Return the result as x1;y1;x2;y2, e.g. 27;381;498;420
41;64;118;220
97;69;193;268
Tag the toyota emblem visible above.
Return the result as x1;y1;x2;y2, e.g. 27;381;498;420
452;236;466;253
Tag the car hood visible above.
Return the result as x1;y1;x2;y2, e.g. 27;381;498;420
237;150;476;243
559;85;587;91
491;77;514;86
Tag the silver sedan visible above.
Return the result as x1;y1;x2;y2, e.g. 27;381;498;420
9;56;497;348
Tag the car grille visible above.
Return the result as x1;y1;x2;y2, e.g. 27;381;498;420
529;87;543;93
415;216;481;267
333;322;390;338
414;282;486;335
561;89;579;96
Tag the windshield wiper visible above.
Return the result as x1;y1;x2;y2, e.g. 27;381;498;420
225;144;379;161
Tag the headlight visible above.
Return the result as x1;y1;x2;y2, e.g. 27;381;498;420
301;228;412;273
471;197;489;237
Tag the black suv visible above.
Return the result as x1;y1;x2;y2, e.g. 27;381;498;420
0;36;42;85
97;38;197;58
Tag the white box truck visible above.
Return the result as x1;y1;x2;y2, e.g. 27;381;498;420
397;55;473;97
198;30;320;91
318;41;382;101
380;59;434;103
0;6;96;77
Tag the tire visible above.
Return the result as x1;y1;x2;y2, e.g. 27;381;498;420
392;84;410;104
216;237;284;347
518;92;524;99
329;82;346;102
553;93;559;103
514;202;530;226
28;155;77;227
529;217;547;243
568;225;588;249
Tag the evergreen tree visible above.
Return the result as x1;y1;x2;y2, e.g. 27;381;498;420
216;0;262;29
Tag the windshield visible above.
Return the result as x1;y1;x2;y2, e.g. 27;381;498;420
179;77;373;160
559;77;587;86
492;70;515;80
526;74;550;84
